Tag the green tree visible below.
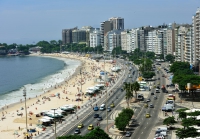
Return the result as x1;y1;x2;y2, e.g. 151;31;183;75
142;72;155;79
57;135;84;139
176;127;200;139
146;51;155;60
123;83;133;108
181;118;196;129
176;108;188;119
165;54;175;63
170;61;190;73
132;81;140;100
163;116;177;126
115;108;134;132
84;127;111;139
115;114;128;132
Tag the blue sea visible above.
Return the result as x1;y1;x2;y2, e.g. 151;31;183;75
0;55;81;108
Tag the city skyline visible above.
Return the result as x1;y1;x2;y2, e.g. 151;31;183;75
0;0;199;45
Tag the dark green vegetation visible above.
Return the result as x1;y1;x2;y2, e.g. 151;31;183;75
165;54;175;63
115;108;134;132
57;127;111;139
0;41;104;54
170;61;200;91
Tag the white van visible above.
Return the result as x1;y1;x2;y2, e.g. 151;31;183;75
157;127;168;132
100;104;106;110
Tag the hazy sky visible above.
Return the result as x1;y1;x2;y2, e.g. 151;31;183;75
0;0;199;45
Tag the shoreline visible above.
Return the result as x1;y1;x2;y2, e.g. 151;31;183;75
0;53;82;113
0;53;114;139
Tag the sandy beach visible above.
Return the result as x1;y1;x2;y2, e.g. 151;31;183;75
0;53;115;139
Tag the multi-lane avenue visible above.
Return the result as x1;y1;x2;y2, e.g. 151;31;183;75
64;59;138;137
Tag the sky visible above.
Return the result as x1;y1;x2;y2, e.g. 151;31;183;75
0;0;199;45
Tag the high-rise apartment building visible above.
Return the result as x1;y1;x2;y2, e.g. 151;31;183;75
184;27;193;64
100;21;112;47
72;29;86;43
62;27;77;44
166;29;175;55
192;8;200;65
100;17;124;47
90;29;101;48
81;26;95;46
121;29;138;53
104;30;122;52
109;17;124;30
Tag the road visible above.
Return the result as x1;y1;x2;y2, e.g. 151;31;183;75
65;60;138;136
122;65;167;139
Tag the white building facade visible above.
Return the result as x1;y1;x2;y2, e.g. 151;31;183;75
89;29;101;48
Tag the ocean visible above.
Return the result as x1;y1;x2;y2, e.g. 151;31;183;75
0;55;81;109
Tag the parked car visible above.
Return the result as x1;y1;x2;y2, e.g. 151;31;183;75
125;131;131;137
151;92;154;95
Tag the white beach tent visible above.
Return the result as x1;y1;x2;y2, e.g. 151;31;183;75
38;118;50;124
86;89;95;94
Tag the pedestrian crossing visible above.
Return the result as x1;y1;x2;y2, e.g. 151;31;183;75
109;134;123;139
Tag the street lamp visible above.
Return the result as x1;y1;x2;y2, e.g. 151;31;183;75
104;53;108;131
52;108;57;139
23;87;28;138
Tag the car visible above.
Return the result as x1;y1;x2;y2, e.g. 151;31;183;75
74;129;81;134
125;131;131;137
162;74;165;77
144;103;148;108
163;89;168;93
129;74;132;78
107;107;111;112
156;89;160;93
94;114;99;118
149;104;154;108
145;113;151;118
154;96;157;99
93;106;99;111
110;103;115;108
156;86;160;89
77;123;84;129
88;124;94;130
151;92;154;95
146;99;151;102
97;116;103;121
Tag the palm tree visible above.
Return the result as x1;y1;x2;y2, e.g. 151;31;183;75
132;81;140;100
123;83;133;108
